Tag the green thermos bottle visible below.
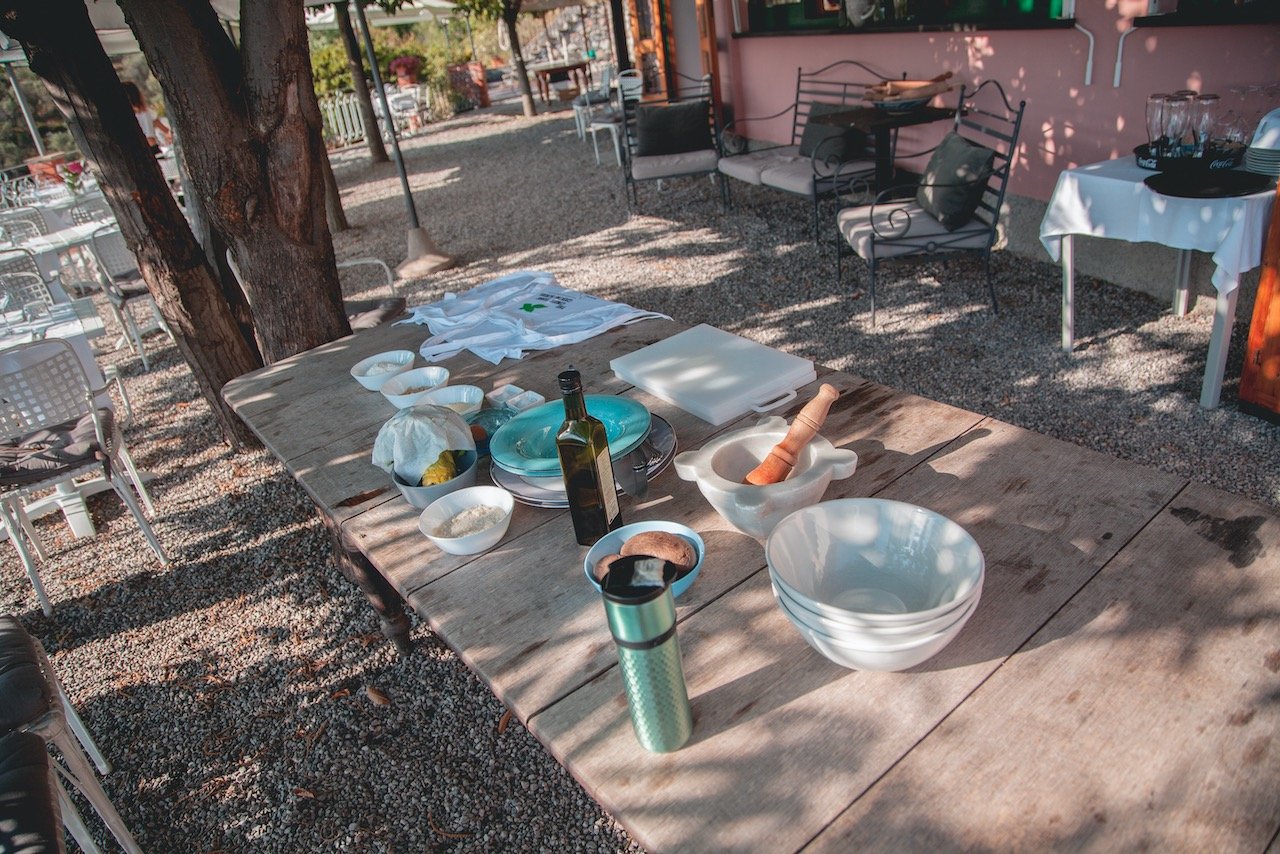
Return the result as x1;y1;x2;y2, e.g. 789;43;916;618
600;555;694;753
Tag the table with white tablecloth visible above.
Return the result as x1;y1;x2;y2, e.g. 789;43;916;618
1039;157;1274;409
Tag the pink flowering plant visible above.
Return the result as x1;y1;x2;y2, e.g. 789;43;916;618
389;55;423;79
57;160;85;194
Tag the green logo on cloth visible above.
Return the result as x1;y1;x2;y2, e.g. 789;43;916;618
520;303;547;312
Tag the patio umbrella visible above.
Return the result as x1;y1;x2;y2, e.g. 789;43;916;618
0;1;240;154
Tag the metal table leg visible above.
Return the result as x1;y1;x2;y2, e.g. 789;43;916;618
1061;235;1075;353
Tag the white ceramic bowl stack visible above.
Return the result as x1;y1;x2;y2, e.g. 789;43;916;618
765;498;985;672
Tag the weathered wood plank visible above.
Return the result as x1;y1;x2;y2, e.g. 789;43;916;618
526;420;1185;852
811;481;1280;852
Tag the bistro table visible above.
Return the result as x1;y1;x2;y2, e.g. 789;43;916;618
811;104;955;192
527;59;592;104
1040;157;1274;409
223;319;1280;850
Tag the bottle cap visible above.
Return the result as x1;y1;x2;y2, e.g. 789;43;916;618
558;369;582;395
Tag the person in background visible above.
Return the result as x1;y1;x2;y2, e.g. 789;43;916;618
122;81;172;154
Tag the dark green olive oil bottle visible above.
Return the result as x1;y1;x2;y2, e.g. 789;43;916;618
556;369;622;545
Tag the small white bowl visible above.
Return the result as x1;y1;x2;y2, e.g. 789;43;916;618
486;384;524;407
380;367;450;408
393;450;478;509
352;350;415;391
418;485;515;555
583;521;705;599
418;385;483;417
505;390;546;412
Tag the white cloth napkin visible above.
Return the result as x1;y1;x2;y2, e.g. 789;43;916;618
399;271;669;364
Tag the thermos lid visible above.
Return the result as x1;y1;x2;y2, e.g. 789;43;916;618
601;555;676;604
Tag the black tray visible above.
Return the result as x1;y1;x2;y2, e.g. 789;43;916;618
1133;142;1246;173
1144;170;1274;199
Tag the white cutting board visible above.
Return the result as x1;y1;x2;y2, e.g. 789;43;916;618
610;325;816;425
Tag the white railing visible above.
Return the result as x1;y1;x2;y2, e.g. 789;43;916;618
319;92;368;149
319;84;458;149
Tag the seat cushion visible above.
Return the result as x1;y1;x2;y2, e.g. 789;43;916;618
0;731;60;854
718;146;801;185
634;99;713;156
798;101;868;161
0;410;109;489
837;201;991;260
0;616;55;733
758;156;857;196
915;132;996;232
631;149;721;181
346;298;407;331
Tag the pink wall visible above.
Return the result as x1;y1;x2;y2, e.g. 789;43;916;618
716;6;1280;200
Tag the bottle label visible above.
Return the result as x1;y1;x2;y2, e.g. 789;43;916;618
597;446;620;520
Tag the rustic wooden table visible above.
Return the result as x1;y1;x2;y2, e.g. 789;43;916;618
223;319;1280;851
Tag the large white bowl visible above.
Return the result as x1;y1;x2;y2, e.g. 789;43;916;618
771;573;980;639
766;498;984;626
417;384;483;417
393;450;478;509
418;485;515;555
775;587;976;671
352;350;415;391
380;366;450;408
582;521;705;599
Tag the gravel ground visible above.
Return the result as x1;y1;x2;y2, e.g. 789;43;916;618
5;99;1277;852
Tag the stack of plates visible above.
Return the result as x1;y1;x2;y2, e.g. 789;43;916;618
488;396;677;508
1245;107;1280;178
1244;147;1280;177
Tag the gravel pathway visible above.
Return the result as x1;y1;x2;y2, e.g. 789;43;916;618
4;99;1276;853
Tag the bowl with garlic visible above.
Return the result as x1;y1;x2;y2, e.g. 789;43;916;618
373;404;479;509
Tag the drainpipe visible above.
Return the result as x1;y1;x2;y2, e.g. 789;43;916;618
1113;25;1136;88
1062;0;1094;86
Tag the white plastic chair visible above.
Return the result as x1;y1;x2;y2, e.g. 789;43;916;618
0;339;167;615
89;225;174;371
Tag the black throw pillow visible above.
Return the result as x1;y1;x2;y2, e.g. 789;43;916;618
916;132;997;231
798;101;868;161
635;100;712;156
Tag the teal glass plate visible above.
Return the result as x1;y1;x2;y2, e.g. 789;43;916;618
490;395;651;477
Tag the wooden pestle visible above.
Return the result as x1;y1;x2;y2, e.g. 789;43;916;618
744;383;840;485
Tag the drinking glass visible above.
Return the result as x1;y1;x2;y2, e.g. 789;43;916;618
1193;93;1219;157
1146;94;1169;156
1163;95;1191;158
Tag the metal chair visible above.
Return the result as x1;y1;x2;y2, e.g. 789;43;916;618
89;225;174;372
620;71;721;211
70;195;114;225
0;615;142;852
0;206;50;238
0;248;48;283
0;271;56;312
834;80;1026;323
0;339;167;616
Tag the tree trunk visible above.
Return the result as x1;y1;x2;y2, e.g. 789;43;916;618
334;2;389;164
503;8;538;118
120;0;351;365
320;149;348;233
0;0;261;449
